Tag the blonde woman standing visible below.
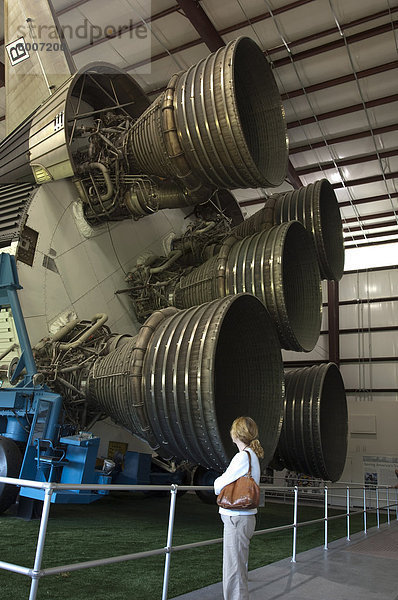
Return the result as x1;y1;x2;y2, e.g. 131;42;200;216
214;417;264;600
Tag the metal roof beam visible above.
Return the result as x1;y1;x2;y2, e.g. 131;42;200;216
127;0;314;73
268;6;398;57
57;0;92;15
282;61;398;100
218;0;315;37
71;5;180;56
49;0;313;61
238;191;398;209
287;162;302;189
344;220;397;233
295;149;398;175
343;211;398;224
345;238;398;248
175;0;224;51
290;124;398;154
345;230;398;242
339;192;398;208
273;20;398;68
332;172;398;189
287;94;398;129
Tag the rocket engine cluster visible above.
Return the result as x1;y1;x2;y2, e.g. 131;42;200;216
1;35;347;480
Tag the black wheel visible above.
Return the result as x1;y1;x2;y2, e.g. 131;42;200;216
193;466;220;505
0;436;23;514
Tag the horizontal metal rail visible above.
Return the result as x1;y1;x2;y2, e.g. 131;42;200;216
0;477;397;600
41;547;168;576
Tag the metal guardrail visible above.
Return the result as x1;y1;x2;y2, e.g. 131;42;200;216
0;476;397;600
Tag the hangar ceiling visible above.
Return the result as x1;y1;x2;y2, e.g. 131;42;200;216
0;0;397;251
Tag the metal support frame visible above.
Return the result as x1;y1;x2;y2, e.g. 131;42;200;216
162;486;178;600
324;486;328;550
396;490;398;521
292;486;298;563
0;254;37;381
376;487;380;529
29;489;53;600
346;487;350;540
327;280;340;365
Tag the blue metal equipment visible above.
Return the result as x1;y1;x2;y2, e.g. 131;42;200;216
0;253;190;516
0;254;112;511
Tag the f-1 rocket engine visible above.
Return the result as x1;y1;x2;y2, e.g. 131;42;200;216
0;37;288;225
33;295;285;472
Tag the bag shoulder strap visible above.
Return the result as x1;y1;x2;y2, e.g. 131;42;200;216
244;449;252;476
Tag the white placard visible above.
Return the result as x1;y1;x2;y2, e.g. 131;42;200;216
6;37;30;66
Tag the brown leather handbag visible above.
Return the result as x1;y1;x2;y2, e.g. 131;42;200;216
217;450;260;510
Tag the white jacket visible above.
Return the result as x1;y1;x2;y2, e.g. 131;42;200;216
214;448;260;516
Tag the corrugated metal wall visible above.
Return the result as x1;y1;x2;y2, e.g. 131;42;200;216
282;265;398;484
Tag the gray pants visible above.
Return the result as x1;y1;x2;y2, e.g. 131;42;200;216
221;514;256;600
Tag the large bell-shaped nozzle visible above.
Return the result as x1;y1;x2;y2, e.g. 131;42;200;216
271;180;344;281
272;363;348;482
173;221;322;352
232;180;344;281
128;37;288;199
87;294;284;471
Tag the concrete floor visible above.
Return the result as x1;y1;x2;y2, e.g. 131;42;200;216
171;520;398;600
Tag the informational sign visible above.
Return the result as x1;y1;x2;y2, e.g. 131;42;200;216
363;455;398;487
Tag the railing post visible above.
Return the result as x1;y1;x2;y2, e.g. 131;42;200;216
396;489;398;521
376;487;380;528
324;486;328;550
346;486;350;541
162;485;178;600
387;487;390;525
291;486;298;563
29;487;53;600
363;487;367;535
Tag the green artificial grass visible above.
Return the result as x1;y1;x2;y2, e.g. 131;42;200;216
0;492;382;600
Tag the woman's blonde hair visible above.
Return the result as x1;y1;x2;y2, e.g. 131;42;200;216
230;416;264;459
